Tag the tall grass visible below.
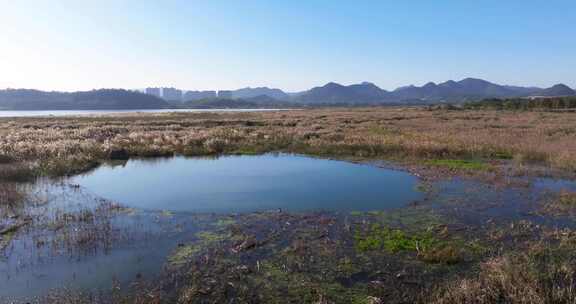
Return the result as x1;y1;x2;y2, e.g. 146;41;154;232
430;248;576;304
0;182;25;209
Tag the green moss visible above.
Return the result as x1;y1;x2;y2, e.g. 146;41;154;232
167;230;234;268
196;230;230;242
354;222;470;265
355;225;437;253
168;245;201;267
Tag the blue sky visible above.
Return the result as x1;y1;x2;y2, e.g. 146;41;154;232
1;0;574;92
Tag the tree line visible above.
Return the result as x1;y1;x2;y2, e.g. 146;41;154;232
464;97;576;111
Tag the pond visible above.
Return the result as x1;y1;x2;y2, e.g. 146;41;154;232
71;154;424;213
0;154;423;300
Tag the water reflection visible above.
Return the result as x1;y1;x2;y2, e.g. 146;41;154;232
72;154;424;213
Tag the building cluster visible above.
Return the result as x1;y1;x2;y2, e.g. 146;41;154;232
145;87;231;102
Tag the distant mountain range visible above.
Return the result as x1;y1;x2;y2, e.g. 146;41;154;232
293;78;575;104
0;79;574;110
0;89;168;110
226;78;574;104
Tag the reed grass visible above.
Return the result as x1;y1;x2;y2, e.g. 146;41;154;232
0;108;574;178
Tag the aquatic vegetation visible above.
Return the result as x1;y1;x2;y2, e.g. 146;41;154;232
352;208;443;229
195;230;230;242
354;224;464;264
0;182;26;208
168;244;201;268
355;225;433;253
0;221;27;251
214;217;236;227
0;162;37;182
353;207;484;265
540;190;576;216
167;229;236;268
424;159;491;171
1;108;575;302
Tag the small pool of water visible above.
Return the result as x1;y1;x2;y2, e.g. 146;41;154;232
71;154;424;213
4;155;576;300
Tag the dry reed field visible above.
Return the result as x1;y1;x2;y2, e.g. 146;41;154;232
0;107;575;177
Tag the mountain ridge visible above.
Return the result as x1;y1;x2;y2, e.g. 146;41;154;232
294;79;575;104
0;79;574;110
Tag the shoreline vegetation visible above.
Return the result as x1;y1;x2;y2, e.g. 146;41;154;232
1;107;576;303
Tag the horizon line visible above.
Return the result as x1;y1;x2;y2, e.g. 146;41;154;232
0;77;573;93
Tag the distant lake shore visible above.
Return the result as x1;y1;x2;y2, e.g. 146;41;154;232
0;108;290;118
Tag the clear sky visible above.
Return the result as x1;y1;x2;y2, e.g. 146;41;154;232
1;0;574;92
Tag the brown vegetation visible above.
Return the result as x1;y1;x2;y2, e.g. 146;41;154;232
1;107;575;303
431;248;576;304
0;107;575;178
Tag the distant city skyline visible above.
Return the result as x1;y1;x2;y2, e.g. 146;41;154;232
1;1;575;92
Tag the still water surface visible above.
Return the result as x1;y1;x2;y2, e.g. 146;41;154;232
72;154;424;213
0;108;286;118
1;154;422;299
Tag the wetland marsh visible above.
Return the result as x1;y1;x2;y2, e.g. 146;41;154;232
1;107;576;303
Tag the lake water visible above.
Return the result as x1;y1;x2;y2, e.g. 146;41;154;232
0;108;286;118
3;154;575;300
0;154;423;300
72;154;424;213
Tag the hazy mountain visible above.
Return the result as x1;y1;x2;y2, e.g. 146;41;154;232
503;85;542;96
283;79;575;104
0;89;169;110
391;78;575;102
1;79;573;110
393;78;510;101
231;87;289;100
296;82;391;104
536;84;576;97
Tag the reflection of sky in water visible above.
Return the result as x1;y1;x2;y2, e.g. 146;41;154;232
430;177;576;226
0;183;202;299
72;154;424;213
1;155;422;300
6;154;573;300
